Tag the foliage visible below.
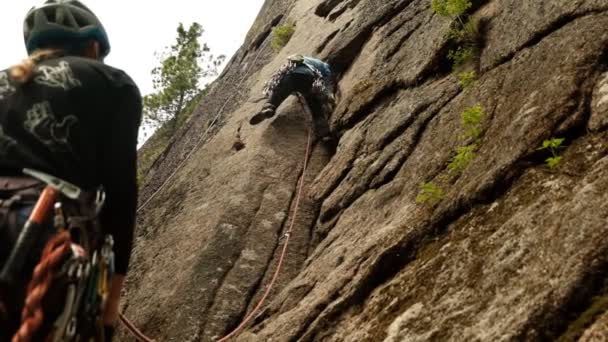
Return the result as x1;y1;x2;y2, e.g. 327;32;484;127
448;144;477;173
461;104;485;139
538;137;565;169
545;156;563;169
432;0;479;72
457;70;476;87
448;46;476;70
447;18;479;44
271;23;295;51
416;182;445;205
445;104;485;176
539;137;565;151
143;22;225;131
431;0;471;18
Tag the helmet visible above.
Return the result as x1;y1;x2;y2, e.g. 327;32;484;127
23;0;110;58
287;54;304;64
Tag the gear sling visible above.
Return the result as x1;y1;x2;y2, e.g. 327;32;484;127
0;168;115;341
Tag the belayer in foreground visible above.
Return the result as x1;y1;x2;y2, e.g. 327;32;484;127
250;54;338;145
0;0;141;341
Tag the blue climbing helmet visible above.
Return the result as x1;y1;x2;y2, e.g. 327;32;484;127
23;0;110;58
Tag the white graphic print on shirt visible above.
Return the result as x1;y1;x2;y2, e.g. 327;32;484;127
35;61;82;90
0;72;16;100
24;101;78;151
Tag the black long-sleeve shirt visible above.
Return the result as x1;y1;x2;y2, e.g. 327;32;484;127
0;55;141;274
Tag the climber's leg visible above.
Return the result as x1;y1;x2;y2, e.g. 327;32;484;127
250;73;314;125
304;94;331;138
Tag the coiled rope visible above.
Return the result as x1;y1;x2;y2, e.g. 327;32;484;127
12;231;71;342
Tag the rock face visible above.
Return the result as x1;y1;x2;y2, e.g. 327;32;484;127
122;0;608;341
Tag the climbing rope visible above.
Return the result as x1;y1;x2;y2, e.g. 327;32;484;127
119;312;156;342
217;96;313;341
12;231;71;342
120;40;271;342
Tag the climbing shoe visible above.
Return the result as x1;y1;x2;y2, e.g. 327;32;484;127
320;134;339;154
249;104;276;125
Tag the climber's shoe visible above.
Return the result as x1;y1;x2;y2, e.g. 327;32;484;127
249;104;276;125
312;118;331;139
320;134;338;153
249;112;267;125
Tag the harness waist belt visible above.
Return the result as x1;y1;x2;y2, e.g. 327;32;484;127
0;176;41;192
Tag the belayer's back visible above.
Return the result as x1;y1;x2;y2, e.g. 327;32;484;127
0;55;141;189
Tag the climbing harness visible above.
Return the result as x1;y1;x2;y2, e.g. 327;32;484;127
0;169;114;342
217;94;313;341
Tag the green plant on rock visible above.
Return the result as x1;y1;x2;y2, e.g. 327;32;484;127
457;70;477;87
432;0;480;73
416;182;445;205
447;17;479;45
448;144;477;173
448;46;476;70
538;137;565;169
461;104;485;139
445;104;485;176
431;0;471;19
271;23;295;51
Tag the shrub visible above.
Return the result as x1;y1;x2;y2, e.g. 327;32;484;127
538;137;565;169
448;46;476;70
448;144;477;173
447;18;479;44
457;70;477;87
432;0;480;72
271;23;295;51
431;0;471;18
416;182;445;204
461;104;485;139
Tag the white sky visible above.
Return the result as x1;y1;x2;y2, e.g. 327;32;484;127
0;0;265;96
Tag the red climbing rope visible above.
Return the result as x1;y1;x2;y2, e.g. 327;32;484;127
218;109;313;341
121;118;313;342
119;312;156;342
12;231;71;342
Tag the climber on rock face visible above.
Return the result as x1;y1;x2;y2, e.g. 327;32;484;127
250;54;337;142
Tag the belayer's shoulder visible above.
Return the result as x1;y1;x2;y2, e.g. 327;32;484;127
59;56;139;90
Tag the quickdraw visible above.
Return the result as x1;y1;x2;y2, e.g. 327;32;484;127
0;169;115;342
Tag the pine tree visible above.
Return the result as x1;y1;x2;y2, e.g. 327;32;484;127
143;22;225;130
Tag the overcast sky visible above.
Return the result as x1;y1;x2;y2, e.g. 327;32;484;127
0;0;265;96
